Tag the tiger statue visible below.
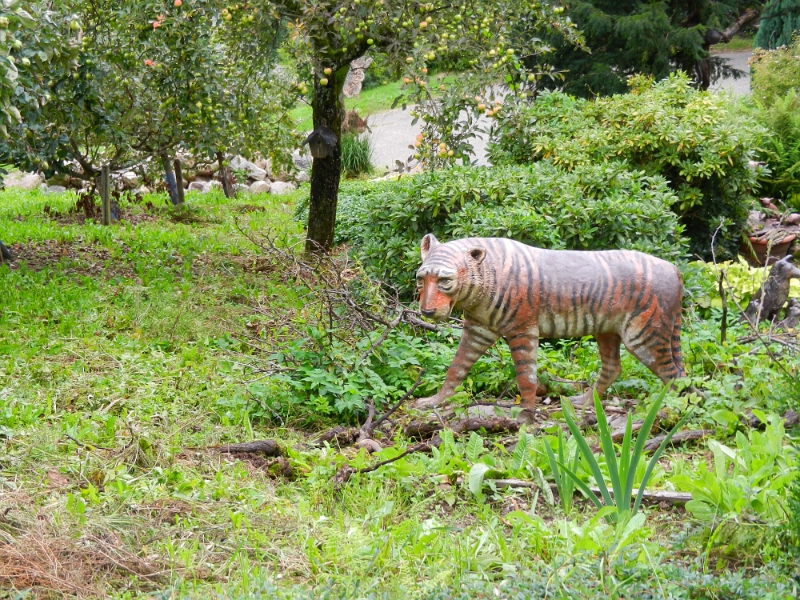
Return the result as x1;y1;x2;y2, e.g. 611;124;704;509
414;234;685;409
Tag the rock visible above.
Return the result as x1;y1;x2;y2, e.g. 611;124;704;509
270;181;296;195
186;180;221;193
47;173;72;187
120;171;140;189
46;185;67;194
254;158;272;177
292;149;312;171
134;186;151;195
296;171;310;184
249;180;271;194
234;183;250;194
4;171;45;190
229;155;267;181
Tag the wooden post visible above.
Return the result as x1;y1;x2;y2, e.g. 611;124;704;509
101;165;111;225
173;159;186;205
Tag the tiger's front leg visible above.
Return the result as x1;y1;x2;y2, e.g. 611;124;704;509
414;321;500;409
506;328;540;410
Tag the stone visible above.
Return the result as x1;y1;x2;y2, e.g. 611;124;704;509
4;171;44;190
249;180;271;194
254;158;272;177
188;181;207;192
296;171;310;184
292;149;312;171
46;185;67;194
270;181;296;195
229;155;267;181
120;171;140;189
234;183;250;194
134;186;151;195
47;173;72;187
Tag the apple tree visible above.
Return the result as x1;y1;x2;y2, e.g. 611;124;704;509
266;0;580;253
1;0;299;202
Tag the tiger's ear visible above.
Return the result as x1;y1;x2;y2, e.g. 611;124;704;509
467;246;486;264
420;233;440;261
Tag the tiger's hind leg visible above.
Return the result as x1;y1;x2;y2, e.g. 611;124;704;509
622;315;683;385
569;333;622;407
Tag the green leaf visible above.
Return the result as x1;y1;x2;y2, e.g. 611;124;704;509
510;429;530;473
466;431;484;464
562;398;614;508
594;393;625;513
468;462;493;497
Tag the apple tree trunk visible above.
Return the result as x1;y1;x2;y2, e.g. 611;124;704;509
160;152;181;205
305;69;346;254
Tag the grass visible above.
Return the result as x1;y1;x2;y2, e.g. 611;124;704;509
291;79;407;132
711;33;755;53
0;186;798;598
291;74;455;131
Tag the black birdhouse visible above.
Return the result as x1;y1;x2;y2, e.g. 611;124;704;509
303;125;338;159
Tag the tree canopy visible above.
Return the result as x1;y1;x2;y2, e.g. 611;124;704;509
537;1;765;97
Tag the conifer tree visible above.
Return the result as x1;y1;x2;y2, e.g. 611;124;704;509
537;1;763;97
755;0;800;48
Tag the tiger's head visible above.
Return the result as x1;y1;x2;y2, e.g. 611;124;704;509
416;233;486;321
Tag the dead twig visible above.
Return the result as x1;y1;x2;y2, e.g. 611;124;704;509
208;440;282;456
643;429;713;453
489;478;692;506
366;369;425;436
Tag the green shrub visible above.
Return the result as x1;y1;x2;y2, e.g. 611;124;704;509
488;73;761;260
751;33;800;104
754;91;800;209
335;162;686;295
340;133;374;178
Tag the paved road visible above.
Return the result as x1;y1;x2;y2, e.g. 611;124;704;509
366;51;753;173
710;50;752;95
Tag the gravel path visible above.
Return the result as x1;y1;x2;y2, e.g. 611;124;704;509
366;51;753;172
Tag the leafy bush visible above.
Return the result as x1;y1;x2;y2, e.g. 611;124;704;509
340;133;374;178
751;33;800;104
752;91;800;209
488;74;761;259
671;413;796;523
334;162;686;295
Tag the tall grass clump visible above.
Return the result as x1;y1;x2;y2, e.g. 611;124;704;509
340;133;374;178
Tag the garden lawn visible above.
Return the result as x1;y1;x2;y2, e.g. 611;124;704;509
0;186;798;599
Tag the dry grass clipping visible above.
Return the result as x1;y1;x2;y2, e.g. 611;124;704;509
0;524;167;598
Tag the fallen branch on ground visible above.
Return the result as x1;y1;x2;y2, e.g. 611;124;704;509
405;415;520;439
488;478;692;506
209;440;282;456
643;429;713;453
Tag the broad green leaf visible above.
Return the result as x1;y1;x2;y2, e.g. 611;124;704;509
466;431;484;464
468;462;493;497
